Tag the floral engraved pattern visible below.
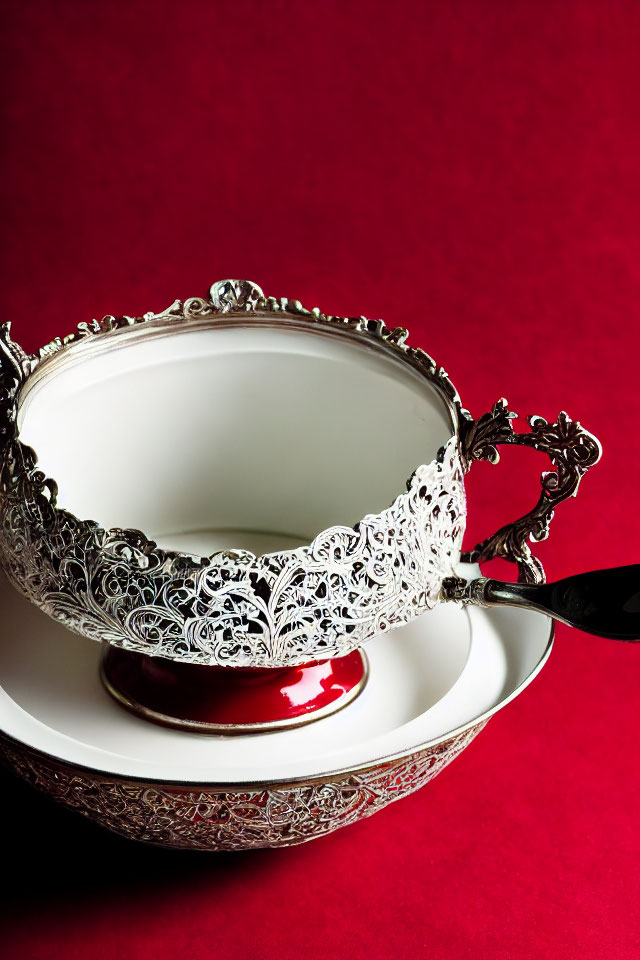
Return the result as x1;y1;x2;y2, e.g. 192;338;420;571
0;285;469;668
0;723;485;850
0;281;600;663
0;430;466;666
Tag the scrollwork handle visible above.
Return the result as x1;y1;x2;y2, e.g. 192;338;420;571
459;399;602;584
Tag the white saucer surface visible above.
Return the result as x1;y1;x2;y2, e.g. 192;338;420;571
0;566;552;784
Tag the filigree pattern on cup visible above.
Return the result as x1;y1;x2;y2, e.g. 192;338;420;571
0;283;601;661
0;292;470;667
0;428;466;666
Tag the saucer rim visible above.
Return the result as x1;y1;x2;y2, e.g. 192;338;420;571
0;616;553;791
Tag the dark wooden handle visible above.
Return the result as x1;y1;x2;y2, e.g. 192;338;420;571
483;565;640;641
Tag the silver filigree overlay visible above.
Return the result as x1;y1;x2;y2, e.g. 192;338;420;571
0;723;485;850
0;283;471;667
1;441;466;666
0;280;600;666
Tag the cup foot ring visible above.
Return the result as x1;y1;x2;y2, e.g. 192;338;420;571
100;646;369;735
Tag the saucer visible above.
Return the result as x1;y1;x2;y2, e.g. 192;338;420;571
0;565;553;850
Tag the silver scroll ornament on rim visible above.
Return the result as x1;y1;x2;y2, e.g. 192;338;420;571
0;281;601;668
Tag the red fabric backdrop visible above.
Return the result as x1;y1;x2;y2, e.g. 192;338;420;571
1;2;639;957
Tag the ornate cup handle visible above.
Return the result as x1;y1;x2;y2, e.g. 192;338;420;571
458;399;602;584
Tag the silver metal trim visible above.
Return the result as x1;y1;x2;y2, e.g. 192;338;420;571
0;281;471;667
0;279;598;666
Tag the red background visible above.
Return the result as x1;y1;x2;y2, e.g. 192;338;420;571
1;2;639;957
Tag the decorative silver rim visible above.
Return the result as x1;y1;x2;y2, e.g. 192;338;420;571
0;280;472;668
0;720;489;850
0;278;600;669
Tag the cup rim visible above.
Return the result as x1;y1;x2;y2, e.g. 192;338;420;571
0;281;475;668
10;282;469;569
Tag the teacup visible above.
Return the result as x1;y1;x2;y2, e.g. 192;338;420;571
0;279;609;730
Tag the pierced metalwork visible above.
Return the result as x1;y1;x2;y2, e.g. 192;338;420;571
0;723;485;850
0;287;468;667
0;286;601;665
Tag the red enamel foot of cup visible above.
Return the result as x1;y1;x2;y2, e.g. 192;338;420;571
100;647;369;734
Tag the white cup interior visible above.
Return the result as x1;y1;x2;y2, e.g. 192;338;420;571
17;320;454;556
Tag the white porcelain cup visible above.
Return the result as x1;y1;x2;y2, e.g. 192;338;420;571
0;280;601;667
